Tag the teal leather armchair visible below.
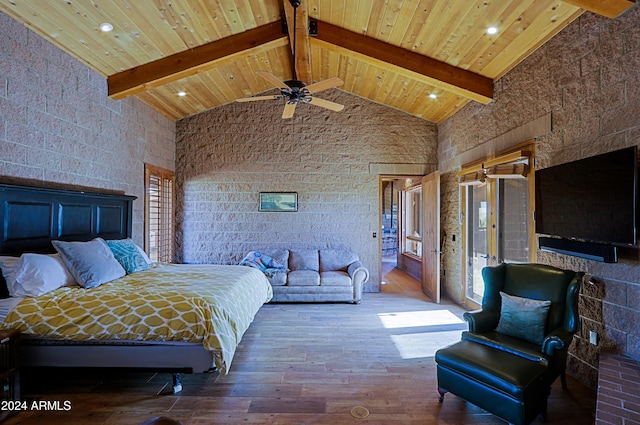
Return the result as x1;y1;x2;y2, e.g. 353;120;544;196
436;263;583;425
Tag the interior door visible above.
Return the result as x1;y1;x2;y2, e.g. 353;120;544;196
421;171;440;303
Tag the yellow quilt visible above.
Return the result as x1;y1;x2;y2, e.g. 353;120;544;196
2;264;272;374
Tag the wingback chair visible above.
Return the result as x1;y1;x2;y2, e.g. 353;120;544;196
435;263;583;425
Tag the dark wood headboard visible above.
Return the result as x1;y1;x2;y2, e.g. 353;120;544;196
0;183;136;255
0;183;136;296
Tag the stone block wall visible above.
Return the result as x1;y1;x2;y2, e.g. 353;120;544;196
175;91;438;291
0;12;176;244
439;5;640;388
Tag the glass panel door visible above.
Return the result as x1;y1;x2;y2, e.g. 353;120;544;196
497;179;529;263
465;184;490;304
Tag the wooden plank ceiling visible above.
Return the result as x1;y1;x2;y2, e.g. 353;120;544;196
0;0;635;123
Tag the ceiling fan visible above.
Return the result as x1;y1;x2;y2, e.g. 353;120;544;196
235;0;344;119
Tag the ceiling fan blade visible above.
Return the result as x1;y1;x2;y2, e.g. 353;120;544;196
235;95;281;103
282;102;297;119
256;70;290;90
304;76;344;94
308;97;344;112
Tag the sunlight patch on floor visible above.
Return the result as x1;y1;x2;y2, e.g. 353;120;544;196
377;310;464;329
390;330;463;359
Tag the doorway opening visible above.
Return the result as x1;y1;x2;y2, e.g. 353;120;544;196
380;176;424;292
381;179;399;276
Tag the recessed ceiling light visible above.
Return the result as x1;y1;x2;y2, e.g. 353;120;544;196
429;93;438;99
100;22;114;32
177;91;187;97
486;26;498;35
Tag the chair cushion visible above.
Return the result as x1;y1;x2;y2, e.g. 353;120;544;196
320;271;352;286
497;292;551;344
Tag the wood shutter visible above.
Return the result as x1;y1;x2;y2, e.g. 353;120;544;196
144;164;175;263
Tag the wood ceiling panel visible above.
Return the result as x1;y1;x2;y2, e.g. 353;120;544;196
310;39;468;122
134;41;293;120
2;0;628;123
0;0;282;74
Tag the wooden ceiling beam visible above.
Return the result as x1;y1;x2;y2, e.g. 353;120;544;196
561;0;635;18
284;0;312;83
108;21;285;100
315;20;493;105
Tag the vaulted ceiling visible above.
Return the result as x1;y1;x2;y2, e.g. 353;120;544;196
0;0;634;123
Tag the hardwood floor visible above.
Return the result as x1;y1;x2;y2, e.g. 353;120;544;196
8;267;596;425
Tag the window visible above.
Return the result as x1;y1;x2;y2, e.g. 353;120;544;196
144;164;175;263
459;143;535;307
401;184;422;257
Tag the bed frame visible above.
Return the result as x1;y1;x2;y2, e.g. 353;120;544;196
0;183;214;392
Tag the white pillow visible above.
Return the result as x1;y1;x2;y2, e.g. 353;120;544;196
10;253;78;297
0;256;20;294
52;238;126;289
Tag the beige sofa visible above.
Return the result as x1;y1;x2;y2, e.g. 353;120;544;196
252;248;369;303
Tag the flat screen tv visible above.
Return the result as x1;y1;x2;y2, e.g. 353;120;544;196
535;146;639;248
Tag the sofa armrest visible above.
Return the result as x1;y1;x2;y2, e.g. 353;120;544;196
348;261;368;303
541;328;573;356
463;309;500;333
348;261;369;283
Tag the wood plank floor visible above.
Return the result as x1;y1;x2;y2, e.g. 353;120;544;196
7;266;596;425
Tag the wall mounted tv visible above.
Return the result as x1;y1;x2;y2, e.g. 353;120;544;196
535;146;639;261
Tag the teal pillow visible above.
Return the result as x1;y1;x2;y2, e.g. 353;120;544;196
106;239;150;274
497;292;551;344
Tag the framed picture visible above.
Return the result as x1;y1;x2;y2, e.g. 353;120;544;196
259;192;298;212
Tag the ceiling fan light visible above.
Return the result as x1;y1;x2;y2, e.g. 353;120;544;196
429;93;438;99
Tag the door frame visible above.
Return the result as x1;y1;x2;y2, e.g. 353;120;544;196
378;173;440;302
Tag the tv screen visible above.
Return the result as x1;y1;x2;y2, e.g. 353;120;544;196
535;146;638;247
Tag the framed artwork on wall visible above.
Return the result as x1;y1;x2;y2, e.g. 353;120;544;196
259;192;298;212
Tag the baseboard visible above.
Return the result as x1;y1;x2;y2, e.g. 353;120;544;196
538;237;618;263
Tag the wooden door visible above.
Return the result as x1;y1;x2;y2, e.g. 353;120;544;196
421;171;440;303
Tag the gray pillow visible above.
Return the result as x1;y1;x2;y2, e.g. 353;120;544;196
497;292;552;344
52;238;126;289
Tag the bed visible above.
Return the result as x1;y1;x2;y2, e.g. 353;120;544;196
0;182;272;392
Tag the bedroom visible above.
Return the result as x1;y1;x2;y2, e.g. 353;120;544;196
0;0;639;424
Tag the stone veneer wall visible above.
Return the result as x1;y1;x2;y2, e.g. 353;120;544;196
175;90;438;291
0;12;176;244
439;5;640;388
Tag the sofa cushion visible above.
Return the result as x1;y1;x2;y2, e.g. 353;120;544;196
320;271;352;286
287;270;320;286
319;249;359;272
267;270;288;286
289;249;319;271
262;249;290;269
